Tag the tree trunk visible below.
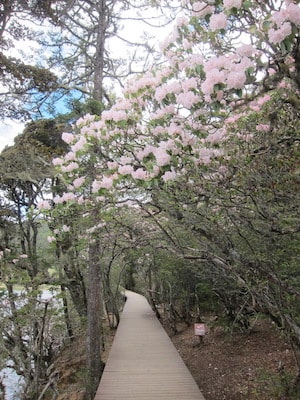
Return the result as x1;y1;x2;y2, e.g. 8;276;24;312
86;238;105;399
60;283;74;340
92;0;106;102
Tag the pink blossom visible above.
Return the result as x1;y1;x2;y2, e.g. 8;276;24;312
87;120;106;133
77;196;85;205
216;90;224;101
278;80;292;89
76;114;95;128
149;165;160;178
169;28;180;45
267;68;276;76
226;70;246;89
47;236;56;243
180;131;196;147
151;105;175;120
240;133;254;142
71;136;87;153
201;68;226;95
156;66;173;81
62;225;70;232
61;162;79;173
237;44;255;57
126;71;158;93
114;98;133;110
118;165;134;175
256;124;270;132
153;148;171;167
167;123;181;136
206;129;226;143
189;54;204;68
131;168;149;180
182;38;193;50
107;161;118;169
64;151;76;161
73;176;85;188
268;22;292;44
209;13;227;31
286;3;300;26
176;91;200;108
182;77;198;92
120;156;133;165
37;200;51;210
223;0;243;9
96;196;106;202
62;132;74;144
136;145;155;161
152;126;165;136
61;192;76;202
53;195;63;204
162;170;177;182
257;94;271;106
100;176;114;189
272;4;300;27
197;148;214;164
155;82;181;102
192;2;215;17
225;114;242;124
92;179;102;193
53;157;64;166
176;16;189;27
102;109;128;122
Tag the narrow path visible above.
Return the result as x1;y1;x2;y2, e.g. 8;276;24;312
95;290;205;400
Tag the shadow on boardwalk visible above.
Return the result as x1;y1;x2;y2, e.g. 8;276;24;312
95;290;205;400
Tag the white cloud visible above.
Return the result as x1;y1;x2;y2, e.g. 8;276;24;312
0;120;24;152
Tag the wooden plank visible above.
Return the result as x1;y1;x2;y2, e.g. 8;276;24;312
95;291;205;400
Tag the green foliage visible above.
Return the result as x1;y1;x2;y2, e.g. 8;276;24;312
254;368;300;400
20;119;69;157
66;98;106;119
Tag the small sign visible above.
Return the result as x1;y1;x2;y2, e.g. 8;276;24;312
194;323;206;336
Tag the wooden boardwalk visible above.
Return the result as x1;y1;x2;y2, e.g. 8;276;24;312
95;290;205;400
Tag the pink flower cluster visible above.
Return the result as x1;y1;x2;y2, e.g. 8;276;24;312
201;54;254;96
155;81;181;102
62;132;75;144
268;1;300;43
53;192;76;204
256;124;270;132
92;176;114;193
223;0;243;9
72;176;85;189
49;0;298;211
209;12;227;32
192;2;215;18
37;200;51;210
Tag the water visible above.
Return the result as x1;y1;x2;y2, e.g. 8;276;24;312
0;288;60;399
0;367;22;400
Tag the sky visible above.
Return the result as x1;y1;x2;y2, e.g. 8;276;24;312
0;120;24;151
0;3;177;153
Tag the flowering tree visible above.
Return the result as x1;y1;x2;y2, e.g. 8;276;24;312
49;0;300;189
40;0;300;392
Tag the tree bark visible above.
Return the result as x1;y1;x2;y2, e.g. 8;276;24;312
92;0;107;102
86;238;105;399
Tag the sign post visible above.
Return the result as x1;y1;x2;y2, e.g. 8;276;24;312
194;323;206;343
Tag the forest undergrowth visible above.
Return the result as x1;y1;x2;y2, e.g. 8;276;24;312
47;316;297;400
